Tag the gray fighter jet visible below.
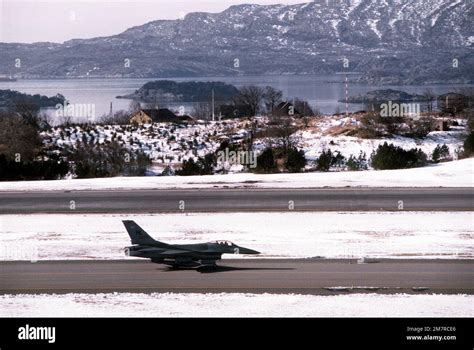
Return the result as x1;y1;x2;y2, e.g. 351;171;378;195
123;220;260;268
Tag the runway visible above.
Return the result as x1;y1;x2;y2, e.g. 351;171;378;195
0;187;472;213
2;259;473;295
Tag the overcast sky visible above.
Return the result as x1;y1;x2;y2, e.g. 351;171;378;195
0;0;307;43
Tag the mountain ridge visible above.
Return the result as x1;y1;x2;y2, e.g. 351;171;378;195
0;0;472;84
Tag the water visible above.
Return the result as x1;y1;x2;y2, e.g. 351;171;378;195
0;75;470;122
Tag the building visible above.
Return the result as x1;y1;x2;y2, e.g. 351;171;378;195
219;105;253;119
433;119;449;131
272;102;300;118
129;109;192;124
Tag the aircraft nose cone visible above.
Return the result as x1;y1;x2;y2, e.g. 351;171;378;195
238;247;260;255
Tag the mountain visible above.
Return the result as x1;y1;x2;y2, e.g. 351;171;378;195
0;0;472;84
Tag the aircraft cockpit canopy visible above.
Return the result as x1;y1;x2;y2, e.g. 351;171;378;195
214;240;234;246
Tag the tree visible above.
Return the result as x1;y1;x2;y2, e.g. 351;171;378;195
66;141;150;178
234;86;265;116
0;154;69;181
276;118;299;156
346;151;368;171
128;100;142;114
256;147;276;173
380;116;402;135
0;113;41;162
423;88;436;113
193;102;212;120
175;153;216;176
13;99;41;128
175;158;202;176
101;110;130;125
316;149;333;171
463;131;474;156
455;87;474;113
406;116;433;138
199;153;217;175
331;151;345;169
161;166;175;176
438;93;469;116
285;148;306;172
371;142;428;170
263;86;283;114
294;98;314;117
432;144;450;163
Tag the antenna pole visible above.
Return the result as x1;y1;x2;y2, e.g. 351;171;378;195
212;89;215;122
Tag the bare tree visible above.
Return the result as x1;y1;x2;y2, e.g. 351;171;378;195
12;99;41;128
37;111;54;129
438;93;469;116
234;85;265;116
455;87;474;112
193;102;212;120
423;88;436;113
302;115;311;128
275;117;299;156
142;102;160;110
313;106;322;117
100;110;130;125
294;98;314;117
128;100;142;113
263;86;283;115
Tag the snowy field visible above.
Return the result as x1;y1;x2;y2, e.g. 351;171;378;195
40;116;467;170
0;158;472;191
1;212;472;260
1;293;472;317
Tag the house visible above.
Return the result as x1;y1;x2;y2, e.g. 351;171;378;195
433;119;449;131
272;102;300;118
219;105;253;119
129;109;192;124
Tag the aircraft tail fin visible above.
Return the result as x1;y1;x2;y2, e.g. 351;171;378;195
123;220;165;246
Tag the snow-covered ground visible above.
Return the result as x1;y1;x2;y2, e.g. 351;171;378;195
1;212;472;261
40;115;468;175
0;158;472;191
1;293;472;317
302;132;464;163
42;120;252;166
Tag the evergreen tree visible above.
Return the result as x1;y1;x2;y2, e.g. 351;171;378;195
432;144;450;163
371;142;427;170
463;131;474;156
256;147;276;173
316;149;333;171
285;148;306;173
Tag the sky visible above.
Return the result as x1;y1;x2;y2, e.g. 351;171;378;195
0;0;308;43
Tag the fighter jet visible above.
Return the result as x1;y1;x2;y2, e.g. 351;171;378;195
123;220;260;268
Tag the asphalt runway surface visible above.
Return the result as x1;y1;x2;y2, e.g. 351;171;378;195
0;187;472;213
2;259;473;295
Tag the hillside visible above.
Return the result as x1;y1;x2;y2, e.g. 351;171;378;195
118;80;239;102
0;89;66;108
0;0;472;84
